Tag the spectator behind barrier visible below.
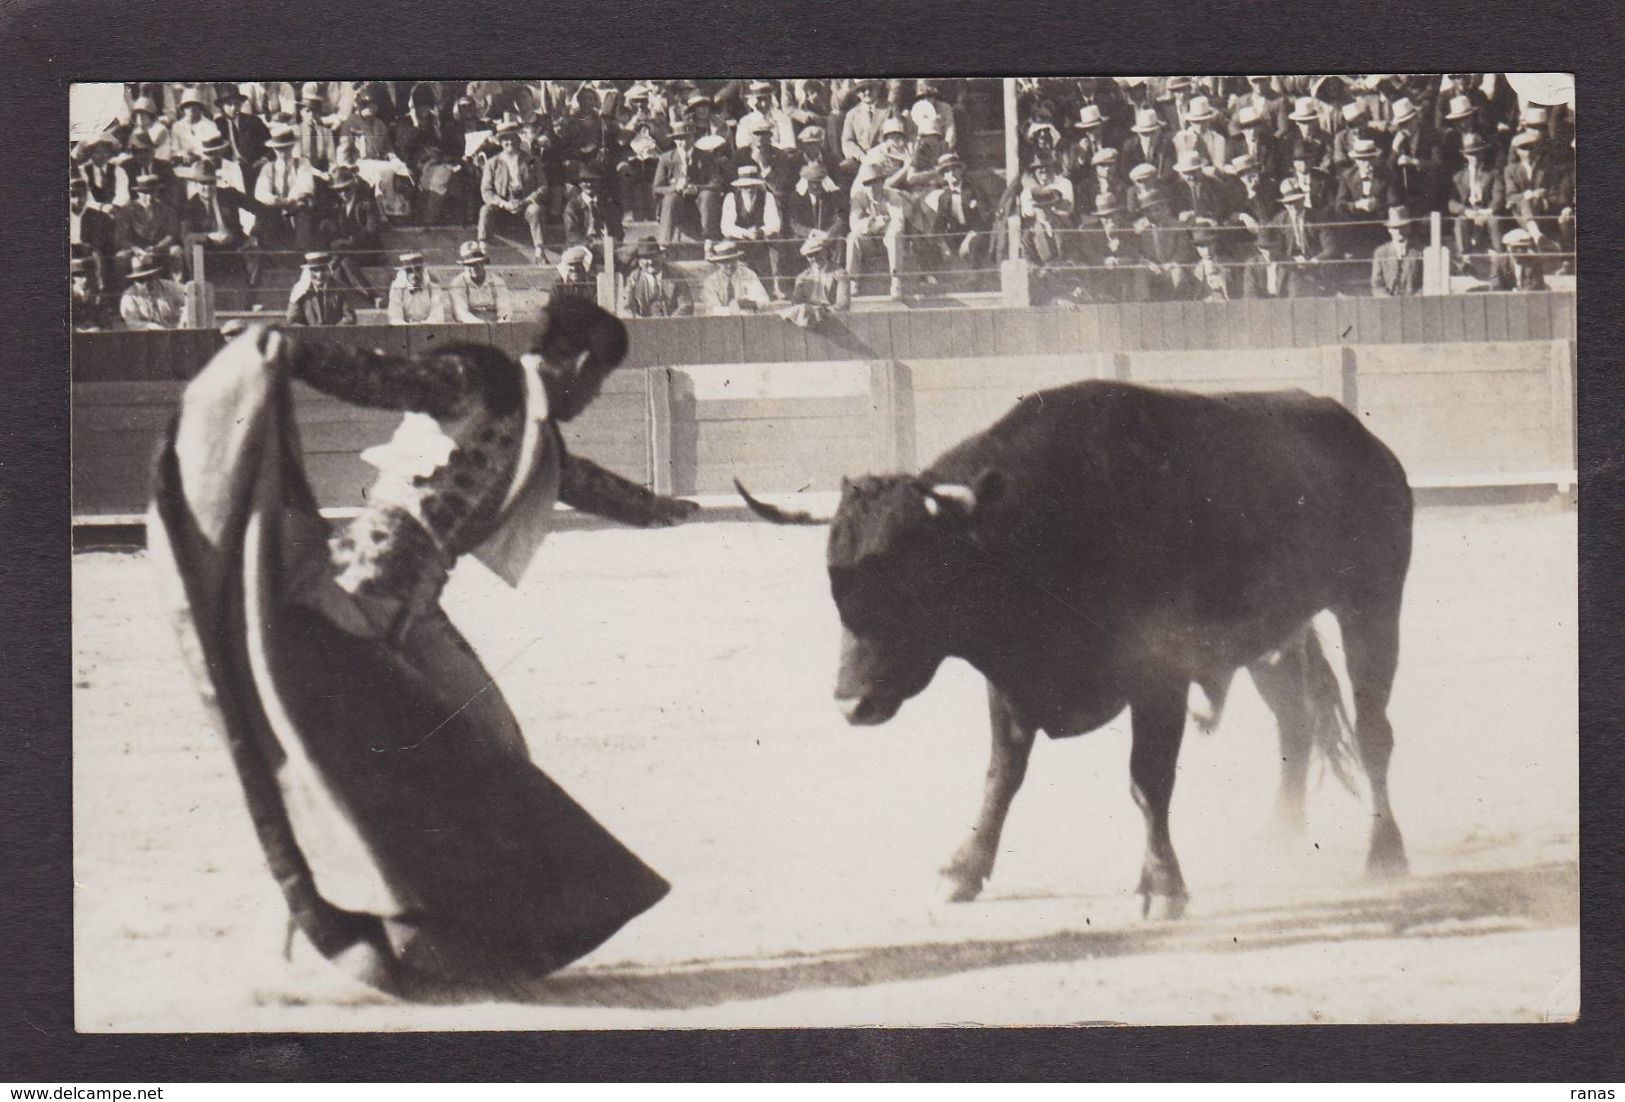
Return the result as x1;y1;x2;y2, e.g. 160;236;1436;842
387;251;446;324
1370;206;1423;297
699;239;770;314
119;249;191;329
619;236;695;318
448;239;513;323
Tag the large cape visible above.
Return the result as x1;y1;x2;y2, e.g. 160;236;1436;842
147;329;669;997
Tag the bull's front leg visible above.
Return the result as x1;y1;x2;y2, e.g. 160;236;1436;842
940;683;1037;902
1130;679;1189;920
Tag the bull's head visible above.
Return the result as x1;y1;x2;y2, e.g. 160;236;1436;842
736;472;1005;726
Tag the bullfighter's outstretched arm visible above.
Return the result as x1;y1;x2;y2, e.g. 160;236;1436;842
558;448;698;527
285;339;472;418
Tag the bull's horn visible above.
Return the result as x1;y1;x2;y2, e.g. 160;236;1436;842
733;478;831;526
927;483;978;514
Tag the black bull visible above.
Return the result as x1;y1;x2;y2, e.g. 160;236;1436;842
737;380;1413;917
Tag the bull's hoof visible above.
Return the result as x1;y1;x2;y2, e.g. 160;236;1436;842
937;868;987;903
1365;821;1409;880
1140;891;1189;922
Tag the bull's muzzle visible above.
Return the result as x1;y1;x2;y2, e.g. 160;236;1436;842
836;692;900;726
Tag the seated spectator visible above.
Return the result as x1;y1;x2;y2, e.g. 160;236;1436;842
114;173;182;278
70;177;115;290
119;249;191;329
214;86;270;178
619;85;667;222
1504;129;1572;257
908;80;957;152
619;236;695;318
1265;178;1336;297
1189;226;1231;301
1169;149;1230;224
1488;227;1547;291
1076;191;1148;302
787;161;847;239
1370;206;1423;297
118;131;176;201
653;122;725;245
71;256;114;331
1021;186;1068;266
1285;98;1334;169
178;160;261;283
320;164;385;304
386;252;445;323
783;230;850;328
253;123;320;260
563;164;622;248
684;93;733;152
1227;75;1289;140
78;134;130;212
342;93;395;159
1172;96;1230;173
735;81;797;150
1225;153;1280;228
1121;108;1175;179
193;132;249;200
1384;97;1438;210
1449;131;1505;270
169;87;213;163
1284;139;1335;219
839;79;889;170
1226;105;1283;181
1125;161;1164;218
1238;229;1282;298
698;239;771;314
847;162;907;299
736;117;799;213
721;165;786;300
285;251;357;325
917;152;992;281
857;118;916;193
794;125;846;188
1330;101;1380;171
552;244;598;301
447;240;513;323
1336;137;1402;256
479;120;548;265
393;89;450;221
1021;157;1075;222
123;96;174;166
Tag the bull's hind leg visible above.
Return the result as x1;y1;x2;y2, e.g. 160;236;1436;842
1130;679;1189;919
1334;596;1409;877
940;684;1036;902
1248;626;1315;841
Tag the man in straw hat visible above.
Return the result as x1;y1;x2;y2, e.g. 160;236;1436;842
295;83;339;172
285;251;356;326
386;252;445;325
1369;206;1423;297
1225;75;1288;140
114;172;182;277
118;248;191;330
169;86;214;163
1172;95;1230;176
1336;135;1401;255
447;239;514;324
618;236;694;319
479;119;548;265
1504;128;1572;255
720;164;786;300
847;156;911;299
1226;104;1282;182
77;132;130;212
735;80;796;151
1383;95;1437;208
783;230;850;327
1448;131;1505;265
1170;148;1230;224
562;164;621;249
787;160;847;239
698;239;771;315
122;94;174;165
552;244;597;302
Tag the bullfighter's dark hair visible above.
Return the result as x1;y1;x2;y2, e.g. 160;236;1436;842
530;295;629;374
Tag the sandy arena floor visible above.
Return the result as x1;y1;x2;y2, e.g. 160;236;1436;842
72;504;1578;1030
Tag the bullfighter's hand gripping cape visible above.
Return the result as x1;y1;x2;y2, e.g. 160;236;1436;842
147;328;669;997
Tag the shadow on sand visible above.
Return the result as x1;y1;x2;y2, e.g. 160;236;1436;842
420;860;1576;1011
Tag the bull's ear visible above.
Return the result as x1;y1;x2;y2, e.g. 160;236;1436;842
926;483;977;521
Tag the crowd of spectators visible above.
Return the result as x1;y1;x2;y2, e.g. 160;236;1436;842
69;76;1573;330
1011;75;1575;303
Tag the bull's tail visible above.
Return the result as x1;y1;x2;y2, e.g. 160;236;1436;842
1303;626;1361;796
733;478;831;526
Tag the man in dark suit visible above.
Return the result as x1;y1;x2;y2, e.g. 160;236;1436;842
214;87;270;182
178;161;265;285
1120;108;1176;179
285;251;358;325
653;121;723;244
1265;177;1336;297
1168;149;1231;224
917;153;992;285
786;162;848;238
1226;105;1283;182
1449;131;1505;266
1335;137;1402;258
1076;191;1148;302
320;165;385;304
562;165;623;248
1369;207;1423;296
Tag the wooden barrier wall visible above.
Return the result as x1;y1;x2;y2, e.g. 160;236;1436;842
71;294;1577;516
